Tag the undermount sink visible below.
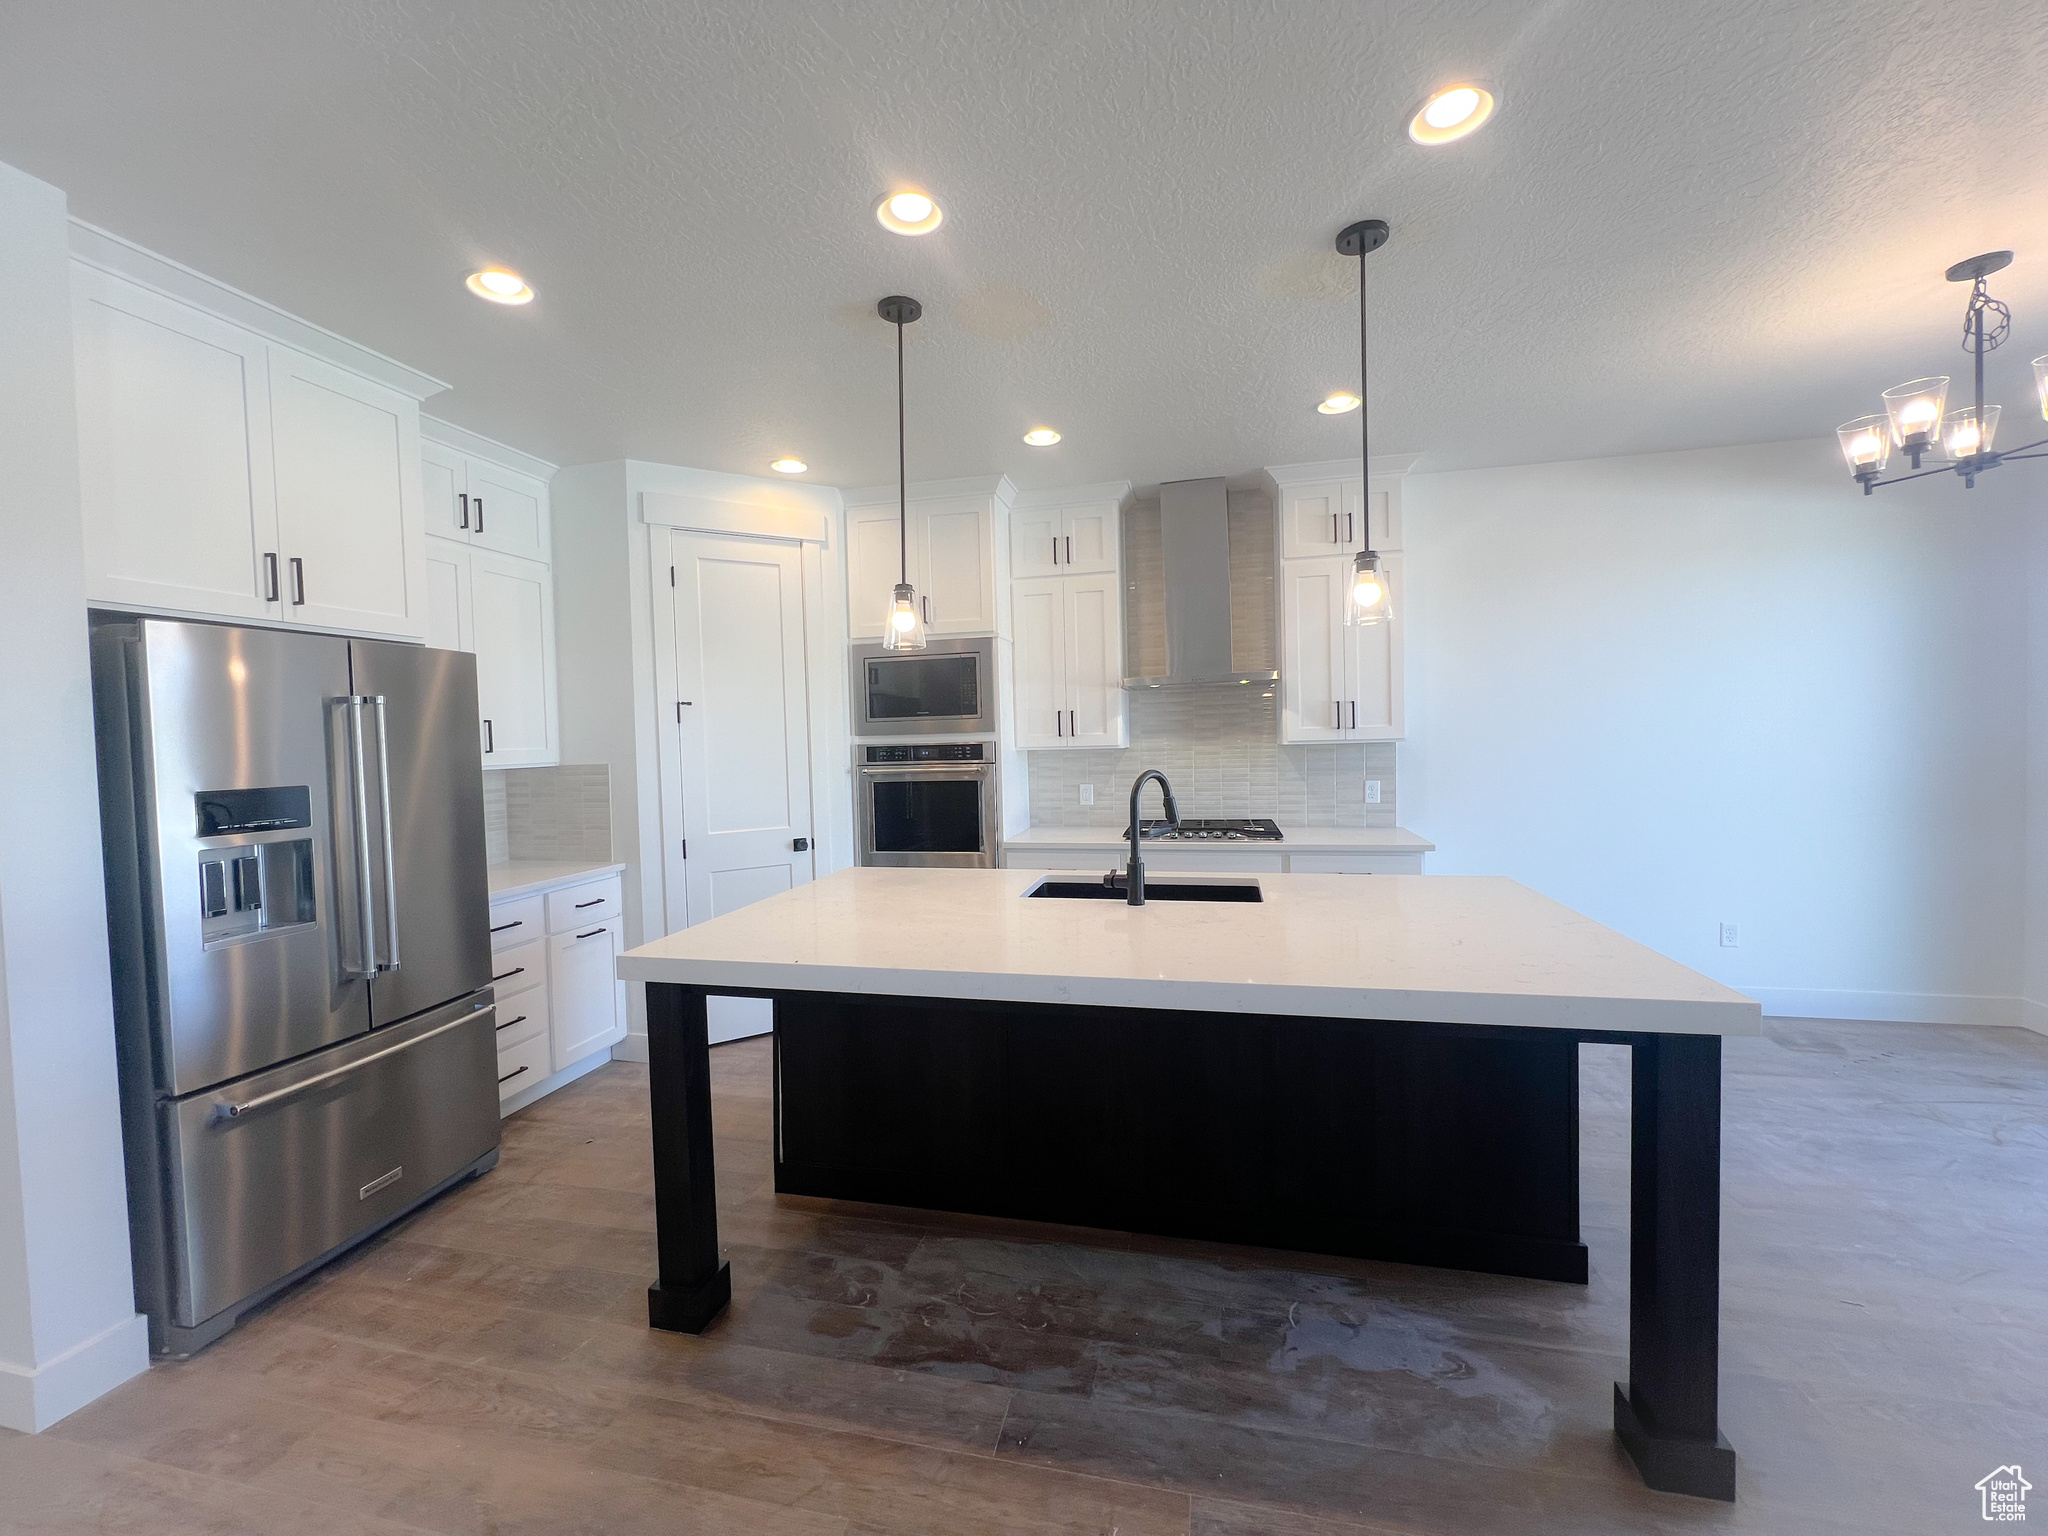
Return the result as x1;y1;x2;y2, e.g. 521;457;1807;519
1024;878;1263;903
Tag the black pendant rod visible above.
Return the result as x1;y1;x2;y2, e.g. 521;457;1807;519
897;315;907;584
1358;244;1370;553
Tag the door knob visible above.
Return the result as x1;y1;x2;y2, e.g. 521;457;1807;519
792;837;810;852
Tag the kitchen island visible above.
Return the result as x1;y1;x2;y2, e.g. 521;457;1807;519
617;866;1759;1500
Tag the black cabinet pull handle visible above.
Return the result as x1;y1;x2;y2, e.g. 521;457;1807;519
1052;536;1059;564
263;552;279;602
575;926;607;940
1056;709;1062;737
922;594;930;623
489;918;521;933
289;557;305;605
1069;709;1076;737
574;897;604;908
1350;700;1357;729
495;1015;527;1031
474;497;484;533
1333;512;1340;545
498;1064;528;1084
491;965;525;982
483;719;494;754
1066;534;1072;565
459;492;470;530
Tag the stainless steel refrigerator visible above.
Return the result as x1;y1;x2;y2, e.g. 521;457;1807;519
91;615;501;1356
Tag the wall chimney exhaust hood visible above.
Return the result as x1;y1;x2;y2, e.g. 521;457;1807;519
1125;477;1278;689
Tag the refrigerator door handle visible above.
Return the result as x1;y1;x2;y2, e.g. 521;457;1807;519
210;1007;480;1122
344;695;378;977
370;694;401;972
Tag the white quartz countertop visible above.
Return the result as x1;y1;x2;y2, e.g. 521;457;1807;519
488;859;625;901
618;867;1758;1036
1002;825;1435;854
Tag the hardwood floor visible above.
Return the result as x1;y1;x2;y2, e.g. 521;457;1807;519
5;1017;2044;1534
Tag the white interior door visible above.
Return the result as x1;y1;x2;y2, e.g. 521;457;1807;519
670;530;815;1042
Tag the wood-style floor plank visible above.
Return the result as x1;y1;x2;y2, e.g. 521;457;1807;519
8;1016;2044;1536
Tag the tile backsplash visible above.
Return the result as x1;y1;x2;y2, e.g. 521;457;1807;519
1028;687;1395;829
483;764;614;864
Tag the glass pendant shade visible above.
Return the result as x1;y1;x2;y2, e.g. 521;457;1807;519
1349;550;1391;626
1882;376;1948;450
1943;404;1999;460
1836;415;1891;474
2033;354;2048;421
881;581;927;650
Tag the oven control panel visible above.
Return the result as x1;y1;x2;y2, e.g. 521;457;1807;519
865;742;986;763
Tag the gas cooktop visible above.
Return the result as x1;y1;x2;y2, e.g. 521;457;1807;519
1126;818;1284;842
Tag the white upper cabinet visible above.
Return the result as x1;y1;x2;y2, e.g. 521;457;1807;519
1277;553;1405;744
919;495;996;634
422;537;470;653
844;478;1010;640
1010;490;1121;579
421;435;551;562
72;269;282;622
71;256;443;639
1008;483;1130;750
268;346;424;639
470;549;558;767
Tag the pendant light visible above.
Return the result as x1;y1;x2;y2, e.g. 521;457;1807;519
1338;219;1393;626
877;295;928;650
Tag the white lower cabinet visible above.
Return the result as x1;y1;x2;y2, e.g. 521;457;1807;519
548;923;624;1073
424;536;559;767
490;871;627;1112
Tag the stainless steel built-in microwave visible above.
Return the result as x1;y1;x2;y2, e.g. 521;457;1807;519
849;636;998;738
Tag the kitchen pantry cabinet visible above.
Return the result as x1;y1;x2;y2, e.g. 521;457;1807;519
423;539;560;767
1278;553;1404;744
490;871;626;1111
1012;572;1127;748
421;439;551;561
1009;490;1121;579
72;264;429;640
845;482;1006;639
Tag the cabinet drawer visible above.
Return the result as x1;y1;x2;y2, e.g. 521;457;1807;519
492;987;549;1051
1285;853;1425;875
546;876;622;934
487;934;546;999
497;1032;550;1102
488;894;546;950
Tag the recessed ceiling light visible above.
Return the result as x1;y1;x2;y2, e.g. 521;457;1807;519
1408;85;1495;145
1318;392;1361;415
770;457;808;474
465;267;534;304
1022;427;1062;447
876;190;944;235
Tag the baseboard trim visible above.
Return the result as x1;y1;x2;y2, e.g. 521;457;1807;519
1747;987;2022;1030
0;1311;149;1432
500;1042;616;1116
611;1031;648;1063
2020;998;2048;1037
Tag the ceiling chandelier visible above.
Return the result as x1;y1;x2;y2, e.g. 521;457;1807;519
877;294;927;650
1839;251;2048;494
1337;218;1392;625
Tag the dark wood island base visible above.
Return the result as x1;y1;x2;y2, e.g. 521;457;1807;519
643;980;1737;1501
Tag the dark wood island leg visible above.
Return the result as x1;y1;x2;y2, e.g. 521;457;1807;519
644;982;731;1332
1614;1031;1737;1500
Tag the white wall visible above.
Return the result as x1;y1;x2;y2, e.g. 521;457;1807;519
1403;438;2030;1026
0;160;149;1431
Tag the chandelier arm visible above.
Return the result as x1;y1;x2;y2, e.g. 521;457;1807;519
1866;464;1963;490
1997;451;2048;463
1996;435;2048;456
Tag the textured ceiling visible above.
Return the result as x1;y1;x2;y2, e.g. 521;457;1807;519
3;1;2046;487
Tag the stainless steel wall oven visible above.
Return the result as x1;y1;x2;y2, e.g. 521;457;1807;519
856;742;999;868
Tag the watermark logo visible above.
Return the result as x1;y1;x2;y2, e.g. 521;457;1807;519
1977;1465;2030;1522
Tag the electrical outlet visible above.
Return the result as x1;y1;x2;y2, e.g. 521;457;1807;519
1079;784;1094;806
1365;780;1382;805
1719;923;1739;948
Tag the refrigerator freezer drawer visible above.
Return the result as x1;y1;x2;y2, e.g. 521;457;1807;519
162;993;500;1330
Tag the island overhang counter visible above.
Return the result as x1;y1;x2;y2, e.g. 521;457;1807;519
617;866;1760;1501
